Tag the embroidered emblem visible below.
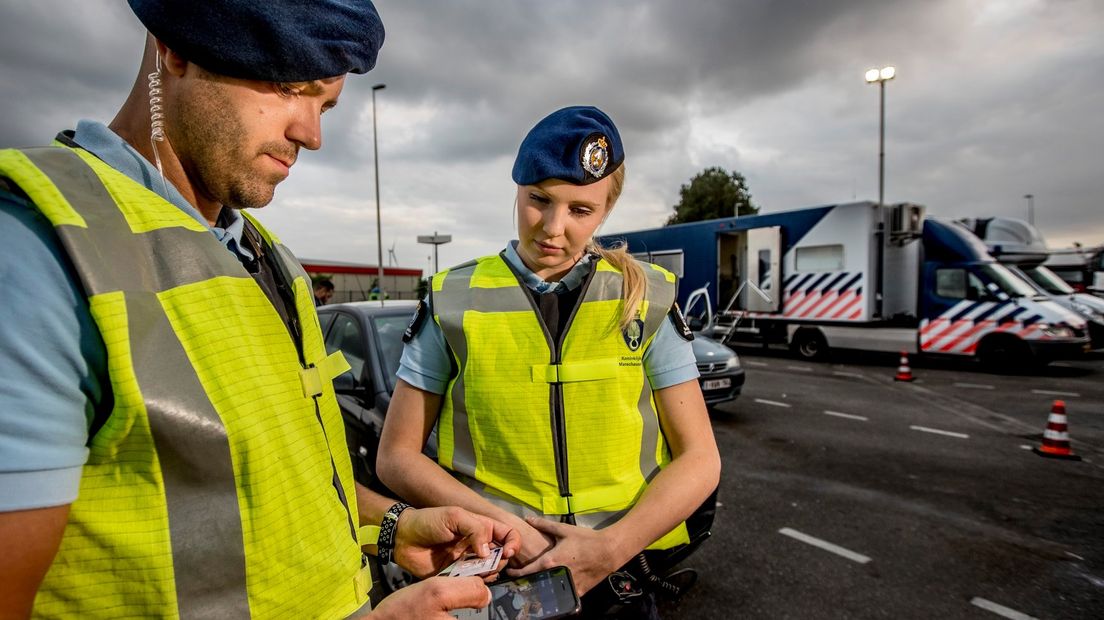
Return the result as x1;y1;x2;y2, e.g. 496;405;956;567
581;134;610;179
403;300;428;343
622;317;645;351
669;303;695;341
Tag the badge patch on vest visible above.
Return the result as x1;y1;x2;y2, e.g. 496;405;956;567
403;300;428;343
669;303;695;342
622;317;645;351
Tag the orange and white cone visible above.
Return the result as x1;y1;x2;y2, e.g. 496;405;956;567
1033;400;1081;461
894;351;915;382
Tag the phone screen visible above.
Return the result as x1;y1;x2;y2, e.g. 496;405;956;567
450;566;580;620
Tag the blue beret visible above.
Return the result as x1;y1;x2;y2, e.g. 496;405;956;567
128;0;385;83
511;106;624;186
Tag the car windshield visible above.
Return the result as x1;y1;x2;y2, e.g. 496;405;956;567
980;263;1040;298
372;314;410;392
1025;266;1075;295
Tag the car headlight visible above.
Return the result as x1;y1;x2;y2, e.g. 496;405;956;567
1071;301;1094;317
1041;324;1074;338
725;355;741;370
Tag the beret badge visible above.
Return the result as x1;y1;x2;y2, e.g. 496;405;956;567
581;135;610;179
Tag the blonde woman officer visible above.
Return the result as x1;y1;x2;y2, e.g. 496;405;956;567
378;106;720;618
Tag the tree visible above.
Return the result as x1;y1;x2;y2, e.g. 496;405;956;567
666;166;758;225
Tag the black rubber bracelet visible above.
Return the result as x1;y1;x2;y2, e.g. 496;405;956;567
377;502;411;564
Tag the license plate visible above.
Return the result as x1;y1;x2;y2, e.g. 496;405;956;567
702;378;731;390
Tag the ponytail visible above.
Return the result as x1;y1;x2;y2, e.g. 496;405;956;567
586;164;647;331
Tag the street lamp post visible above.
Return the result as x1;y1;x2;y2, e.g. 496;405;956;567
417;232;452;274
371;83;386;304
865;66;896;206
1023;193;1034;225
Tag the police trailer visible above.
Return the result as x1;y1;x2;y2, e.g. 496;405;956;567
602;202;1089;369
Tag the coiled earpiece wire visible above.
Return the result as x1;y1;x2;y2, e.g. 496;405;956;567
147;51;168;195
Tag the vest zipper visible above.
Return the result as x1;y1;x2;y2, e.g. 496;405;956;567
502;253;598;521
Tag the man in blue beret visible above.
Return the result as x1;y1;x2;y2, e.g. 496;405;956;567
0;1;519;617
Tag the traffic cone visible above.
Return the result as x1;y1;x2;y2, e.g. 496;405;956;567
894;351;915;382
1032;400;1081;461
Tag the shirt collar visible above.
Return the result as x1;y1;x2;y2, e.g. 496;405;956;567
71;120;253;261
504;240;594;294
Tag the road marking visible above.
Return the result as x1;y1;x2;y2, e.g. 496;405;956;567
954;382;994;390
832;371;865;378
745;360;769;367
1019;445;1033;450
910;425;969;439
824;410;868;421
778;528;871;564
970;597;1037;619
755;398;791;408
1051;362;1072;368
1065;551;1084;560
1031;389;1080;398
787;365;814;372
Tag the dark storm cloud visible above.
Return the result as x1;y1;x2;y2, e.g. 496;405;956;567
1;0;1100;257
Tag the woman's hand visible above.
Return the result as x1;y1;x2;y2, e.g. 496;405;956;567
507;517;625;596
507;518;556;569
392;506;519;580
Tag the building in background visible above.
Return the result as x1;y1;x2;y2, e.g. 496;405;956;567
299;258;423;303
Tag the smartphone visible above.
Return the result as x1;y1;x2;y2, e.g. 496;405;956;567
450;566;581;620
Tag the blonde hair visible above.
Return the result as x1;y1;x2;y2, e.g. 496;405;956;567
586;165;648;330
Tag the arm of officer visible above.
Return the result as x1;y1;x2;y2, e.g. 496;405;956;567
515;379;721;595
353;482;518;579
0;505;71;616
377;380;554;567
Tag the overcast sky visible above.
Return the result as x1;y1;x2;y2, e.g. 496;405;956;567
1;0;1100;273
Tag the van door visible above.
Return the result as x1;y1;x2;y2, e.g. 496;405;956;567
745;226;782;312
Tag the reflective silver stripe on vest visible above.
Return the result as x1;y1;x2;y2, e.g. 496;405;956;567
434;262;533;476
435;257;677;521
127;293;251;618
23;148;243;295
23;148;250;618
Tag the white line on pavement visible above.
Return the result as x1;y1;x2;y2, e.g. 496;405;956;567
970;597;1037;619
778;528;871;564
1019;445;1033;450
910;425;970;439
832;371;865;378
745;360;769;367
954;382;994;390
824;410;868;421
1031;389;1081;398
787;365;814;372
755;398;791;408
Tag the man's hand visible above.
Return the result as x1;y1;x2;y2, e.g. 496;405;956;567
362;576;490;619
393;506;521;579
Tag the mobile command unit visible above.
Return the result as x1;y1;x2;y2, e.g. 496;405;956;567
602;202;1089;369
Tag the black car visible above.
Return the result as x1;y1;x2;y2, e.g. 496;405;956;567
317;300;419;485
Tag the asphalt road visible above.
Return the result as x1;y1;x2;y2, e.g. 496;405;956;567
658;348;1104;619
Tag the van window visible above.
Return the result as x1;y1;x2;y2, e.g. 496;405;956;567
936;269;966;299
795;244;844;272
758;249;772;292
649;250;684;278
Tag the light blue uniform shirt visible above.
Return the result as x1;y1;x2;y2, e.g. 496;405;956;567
397;241;698;394
0;121;254;510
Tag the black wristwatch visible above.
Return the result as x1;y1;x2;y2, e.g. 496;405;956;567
377;502;411;564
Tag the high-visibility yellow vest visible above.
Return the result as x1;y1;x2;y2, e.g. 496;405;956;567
0;146;371;619
431;254;690;550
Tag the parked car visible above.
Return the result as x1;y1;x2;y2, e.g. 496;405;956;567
691;333;745;406
317;300;418;485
